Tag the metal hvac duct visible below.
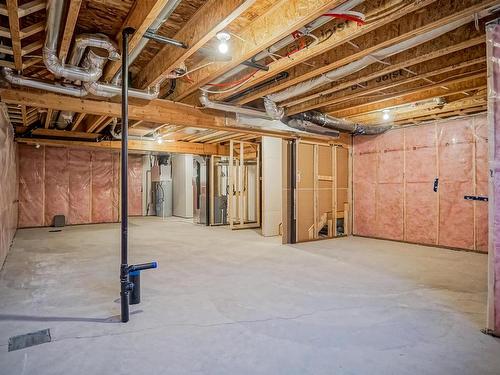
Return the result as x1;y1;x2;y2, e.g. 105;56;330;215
44;0;119;82
284;110;392;135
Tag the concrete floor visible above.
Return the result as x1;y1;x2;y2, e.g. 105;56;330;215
0;217;499;375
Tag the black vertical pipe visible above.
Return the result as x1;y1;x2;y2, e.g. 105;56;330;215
120;27;135;323
290;140;297;244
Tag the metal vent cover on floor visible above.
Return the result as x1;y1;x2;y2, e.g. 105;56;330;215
8;328;51;352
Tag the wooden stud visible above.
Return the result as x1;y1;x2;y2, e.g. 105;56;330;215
19;21;44;39
18;0;45;17
44;108;53;128
70;113;86;131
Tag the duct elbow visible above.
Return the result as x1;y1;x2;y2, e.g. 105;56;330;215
263;97;284;120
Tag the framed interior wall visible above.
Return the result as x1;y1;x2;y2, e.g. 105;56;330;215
294;141;351;243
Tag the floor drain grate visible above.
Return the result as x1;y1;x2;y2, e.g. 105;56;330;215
8;329;52;352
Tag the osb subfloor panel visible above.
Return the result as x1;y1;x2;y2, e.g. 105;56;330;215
0;217;499;374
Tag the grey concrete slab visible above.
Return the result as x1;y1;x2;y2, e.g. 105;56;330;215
0;217;498;375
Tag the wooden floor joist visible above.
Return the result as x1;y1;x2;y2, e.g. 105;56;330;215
230;0;497;106
167;0;347;101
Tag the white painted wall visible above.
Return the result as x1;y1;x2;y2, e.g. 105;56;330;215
261;137;282;236
172;154;193;218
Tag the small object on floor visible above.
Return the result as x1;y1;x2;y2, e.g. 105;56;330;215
49;229;62;233
8;329;51;352
53;215;65;227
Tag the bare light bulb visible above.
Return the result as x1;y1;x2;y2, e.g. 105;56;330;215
157;137;164;144
218;41;229;54
382;112;390;121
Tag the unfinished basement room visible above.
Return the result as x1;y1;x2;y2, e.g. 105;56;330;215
1;0;500;373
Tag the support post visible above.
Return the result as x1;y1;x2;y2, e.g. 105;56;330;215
120;27;135;323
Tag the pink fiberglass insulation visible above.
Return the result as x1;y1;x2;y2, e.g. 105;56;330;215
353;135;377;236
0;108;18;266
376;130;404;240
18;144;44;227
474;115;488;252
18;145;143;227
91;151;115;223
353;114;488;251
487;23;500;333
405;124;438;245
68;150;92;224
44;147;70;226
128;155;143;216
437;119;474;249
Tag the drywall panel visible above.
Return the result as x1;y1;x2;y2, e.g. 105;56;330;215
261;137;282;237
0;107;18;267
172;154;193;218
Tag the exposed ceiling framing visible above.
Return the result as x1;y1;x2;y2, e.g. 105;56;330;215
0;0;496;153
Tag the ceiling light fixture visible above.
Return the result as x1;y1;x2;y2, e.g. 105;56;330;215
382;109;390;121
216;31;231;54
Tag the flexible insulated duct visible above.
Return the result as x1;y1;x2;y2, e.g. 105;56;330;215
44;0;119;82
266;8;496;105
286;110;391;134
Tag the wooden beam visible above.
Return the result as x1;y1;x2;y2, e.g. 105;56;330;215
0;88;325;140
214;0;437;102
133;0;258;89
70;113;86;131
290;54;485;115
86;115;108;133
232;0;497;105
94;117;115;133
18;0;45;17
0;26;11;38
19;21;44;39
284;28;486;113
129;120;144;129
16;138;230;156
6;0;23;70
21;40;43;56
30;128;102;140
44;108;53;128
58;0;83;63
360;97;487;126
103;0;188;81
328;73;486;119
